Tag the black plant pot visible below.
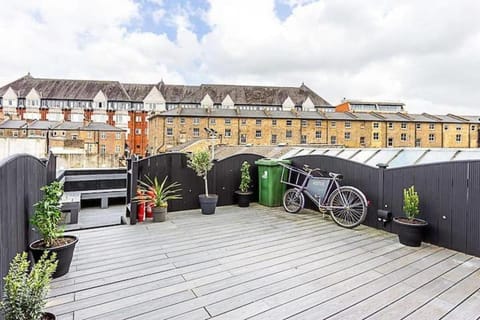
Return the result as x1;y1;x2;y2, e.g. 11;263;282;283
393;217;428;247
42;312;56;319
199;194;218;215
30;235;79;278
235;190;253;207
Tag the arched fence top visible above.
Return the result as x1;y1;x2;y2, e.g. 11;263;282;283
0;153;47;168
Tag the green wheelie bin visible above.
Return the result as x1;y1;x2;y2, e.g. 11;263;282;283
255;158;291;206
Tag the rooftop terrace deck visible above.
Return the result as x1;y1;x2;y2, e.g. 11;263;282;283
47;205;480;320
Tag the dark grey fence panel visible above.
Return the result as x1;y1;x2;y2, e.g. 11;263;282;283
287;155;379;228
383;162;473;255
0;154;49;300
467;162;480;256
128;153;263;222
214;154;262;206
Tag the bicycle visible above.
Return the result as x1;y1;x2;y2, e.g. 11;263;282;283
279;163;368;228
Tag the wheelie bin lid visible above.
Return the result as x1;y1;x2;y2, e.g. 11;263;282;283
254;158;291;166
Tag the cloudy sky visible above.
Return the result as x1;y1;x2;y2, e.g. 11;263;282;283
0;0;479;114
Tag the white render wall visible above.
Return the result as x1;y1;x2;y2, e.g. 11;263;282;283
0;138;46;161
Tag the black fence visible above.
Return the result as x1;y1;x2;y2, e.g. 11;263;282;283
127;153;480;256
127;153;262;224
0;152;56;299
288;155;480;257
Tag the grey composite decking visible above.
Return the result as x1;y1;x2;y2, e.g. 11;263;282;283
46;205;480;320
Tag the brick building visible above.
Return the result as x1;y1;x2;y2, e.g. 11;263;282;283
149;109;480;151
0;74;331;156
0;119;125;156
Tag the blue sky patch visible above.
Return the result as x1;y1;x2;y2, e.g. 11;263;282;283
274;0;293;21
133;0;211;41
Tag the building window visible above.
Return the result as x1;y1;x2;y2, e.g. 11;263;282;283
416;123;421;130
388;122;393;129
180;117;185;124
301;135;307;144
87;131;93;139
345;121;351;129
456;125;462;131
415;138;421;147
224;128;231;137
116;132;121;140
240;134;247;144
100;144;106;155
401;133;407;141
241;119;247;126
344;132;351;140
331;121;336;128
135;128;141;135
315;131;321;139
360;122;365;129
286;119;292;126
256;119;262;126
373;122;379;129
373;132;379;140
255;130;262;138
209;118;216;125
429;133;435;141
193;128;200;137
315;120;322;127
286;130;292;138
166;117;173;124
444;125;448;130
12;130;18;137
193;118;200;125
225;118;231;125
271;134;277;144
429;123;435;130
272;119;277;126
61;131;65;136
100;132;106;139
472;125;476;131
136;116;142;122
456;134;462;142
388;138;393;147
115;145;121;153
360;136;365;145
166;128;173;136
401;122;407;129
330;136;336;144
301;120;307;127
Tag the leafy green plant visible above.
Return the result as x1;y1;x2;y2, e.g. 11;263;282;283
403;185;420;220
239;161;251;193
1;251;57;320
133;176;182;207
30;181;64;248
187;150;214;197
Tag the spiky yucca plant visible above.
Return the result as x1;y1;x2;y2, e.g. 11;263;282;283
133;176;182;207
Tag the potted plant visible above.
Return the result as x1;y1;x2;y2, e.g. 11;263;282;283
187;150;218;214
235;161;253;207
393;185;428;247
1;251;58;320
29;181;79;278
134;176;182;222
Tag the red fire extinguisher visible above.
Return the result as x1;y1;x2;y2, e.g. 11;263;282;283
146;203;153;219
137;203;145;222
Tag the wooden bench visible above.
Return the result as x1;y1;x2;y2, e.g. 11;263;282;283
79;188;127;209
60;192;80;224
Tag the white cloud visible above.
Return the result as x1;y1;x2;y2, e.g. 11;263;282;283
0;0;479;115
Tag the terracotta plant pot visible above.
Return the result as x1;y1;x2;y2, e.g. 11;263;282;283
393;217;428;247
29;235;79;278
152;206;167;222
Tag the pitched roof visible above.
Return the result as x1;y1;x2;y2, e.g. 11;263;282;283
0;120;27;129
0;75;331;107
28;120;60;129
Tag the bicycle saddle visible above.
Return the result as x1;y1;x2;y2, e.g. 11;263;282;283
329;172;343;180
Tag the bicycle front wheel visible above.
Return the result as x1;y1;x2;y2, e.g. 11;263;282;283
283;189;305;213
328;186;367;228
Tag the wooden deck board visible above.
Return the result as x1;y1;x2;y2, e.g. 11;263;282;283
45;204;480;320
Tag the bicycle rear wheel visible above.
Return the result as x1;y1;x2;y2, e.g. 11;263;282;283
283;189;305;213
328;186;367;228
